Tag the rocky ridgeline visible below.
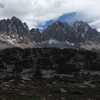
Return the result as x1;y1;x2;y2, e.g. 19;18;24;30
0;16;99;49
0;16;29;35
0;48;99;80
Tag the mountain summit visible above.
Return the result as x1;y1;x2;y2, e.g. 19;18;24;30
0;16;99;50
0;16;33;49
0;16;29;34
38;12;87;31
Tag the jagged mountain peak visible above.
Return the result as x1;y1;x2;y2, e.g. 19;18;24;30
0;17;33;49
38;12;85;31
72;21;91;33
73;21;90;28
0;16;99;49
0;16;29;34
11;16;20;21
40;20;100;47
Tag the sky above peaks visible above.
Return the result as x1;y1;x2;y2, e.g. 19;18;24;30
0;0;100;30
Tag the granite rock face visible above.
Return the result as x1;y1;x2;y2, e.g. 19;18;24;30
0;17;99;49
0;17;33;49
42;21;99;43
31;21;100;48
0;48;99;80
0;16;29;34
30;28;41;42
73;21;99;41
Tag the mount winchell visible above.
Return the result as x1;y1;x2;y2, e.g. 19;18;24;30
0;16;99;50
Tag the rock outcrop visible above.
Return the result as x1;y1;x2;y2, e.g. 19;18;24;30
0;48;99;80
0;16;99;49
0;16;29;34
0;16;33;49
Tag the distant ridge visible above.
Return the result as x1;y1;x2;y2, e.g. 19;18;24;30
0;16;99;50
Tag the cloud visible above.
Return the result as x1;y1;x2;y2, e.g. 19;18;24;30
0;3;4;8
0;0;100;29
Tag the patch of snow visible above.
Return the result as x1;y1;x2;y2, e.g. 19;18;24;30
65;40;75;46
0;33;17;45
48;39;59;44
7;38;16;45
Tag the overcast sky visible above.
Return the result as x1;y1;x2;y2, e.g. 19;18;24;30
0;0;100;30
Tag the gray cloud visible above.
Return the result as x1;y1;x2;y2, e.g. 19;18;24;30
0;0;99;30
0;3;4;8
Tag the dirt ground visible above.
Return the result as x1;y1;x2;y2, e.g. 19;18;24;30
0;79;100;100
